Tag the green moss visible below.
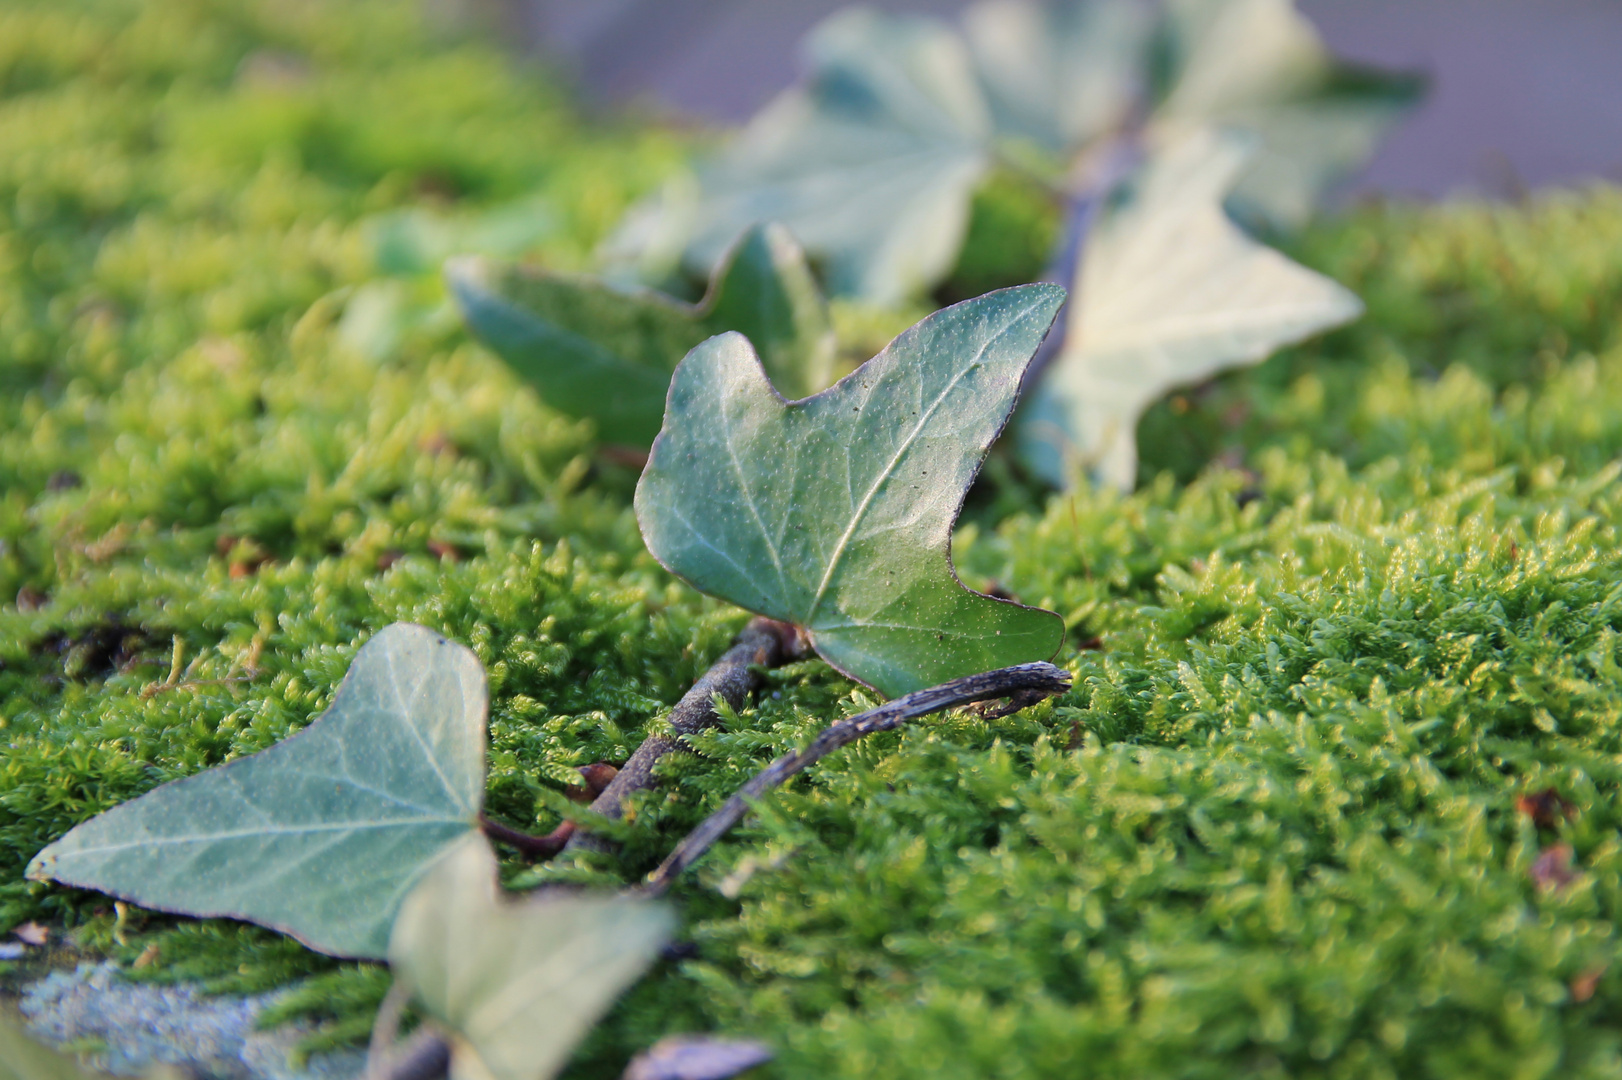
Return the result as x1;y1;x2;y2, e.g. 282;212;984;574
4;0;1622;1076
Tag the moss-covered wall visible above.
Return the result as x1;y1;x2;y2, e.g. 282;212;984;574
4;1;1622;1077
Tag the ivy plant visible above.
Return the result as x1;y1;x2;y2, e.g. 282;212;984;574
450;222;835;448
637;284;1067;696
615;0;1418;303
28;623;489;959
606;0;1419;488
21;286;1073;1075
1017;129;1363;487
385;834;672;1080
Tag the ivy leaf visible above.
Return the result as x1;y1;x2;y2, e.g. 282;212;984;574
388;834;673;1080
27;623;487;960
370;197;558;279
666;9;994;305
636;285;1066;698
449;223;835;446
0;1012;183;1080
1154;0;1424;228
1018;129;1363;489
963;0;1153;156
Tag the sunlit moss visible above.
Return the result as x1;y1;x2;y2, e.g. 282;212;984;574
4;0;1622;1076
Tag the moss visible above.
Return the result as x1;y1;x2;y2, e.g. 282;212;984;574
5;0;1622;1076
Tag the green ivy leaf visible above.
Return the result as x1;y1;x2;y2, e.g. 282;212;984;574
963;0;1152;156
1154;0;1425;228
1018;129;1363;489
613;0;1416;306
450;223;835;446
664;9;994;306
27;623;487;960
388;834;672;1080
636;285;1067;697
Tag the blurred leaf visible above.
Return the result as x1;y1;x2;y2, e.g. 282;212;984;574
451;223;836;447
389;834;672;1080
1018;129;1362;489
0;1012;182;1080
668;9;995;305
28;623;487;960
370;197;558;278
622;1036;773;1080
636;285;1066;697
1154;0;1424;227
964;0;1153;156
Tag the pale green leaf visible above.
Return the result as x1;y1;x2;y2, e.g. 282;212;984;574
27;623;487;960
0;1012;182;1080
636;285;1067;697
1155;0;1423;227
388;834;673;1080
0;1013;102;1080
670;9;994;305
1019;129;1362;489
963;0;1153;155
450;223;835;446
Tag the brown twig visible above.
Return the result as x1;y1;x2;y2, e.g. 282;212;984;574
478;815;574;859
564;617;802;855
371;1028;451;1080
641;660;1072;895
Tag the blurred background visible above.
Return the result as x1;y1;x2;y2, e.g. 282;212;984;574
514;0;1622;202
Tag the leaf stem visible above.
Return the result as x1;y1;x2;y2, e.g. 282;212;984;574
371;1028;451;1080
563;617;805;855
640;660;1072;895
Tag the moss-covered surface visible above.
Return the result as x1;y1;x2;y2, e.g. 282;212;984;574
5;1;1622;1077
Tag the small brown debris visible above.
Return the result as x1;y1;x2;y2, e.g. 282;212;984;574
13;922;49;946
426;540;460;562
1516;787;1576;829
599;445;650;471
1074;634;1104;652
46;469;82;492
416;431;455;456
566;763;620;803
376;549;405;572
579;763;619;796
1531;843;1579;892
15;585;47;612
132;943;161;970
83;523;130;563
1571;966;1606;1003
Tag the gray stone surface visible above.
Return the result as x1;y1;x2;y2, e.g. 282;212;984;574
19;963;364;1080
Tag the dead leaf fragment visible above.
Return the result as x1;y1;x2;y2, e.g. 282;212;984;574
13;921;49;946
1571;966;1605;1003
426;540;460;562
1530;843;1579;892
1516;787;1575;829
570;763;619;801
